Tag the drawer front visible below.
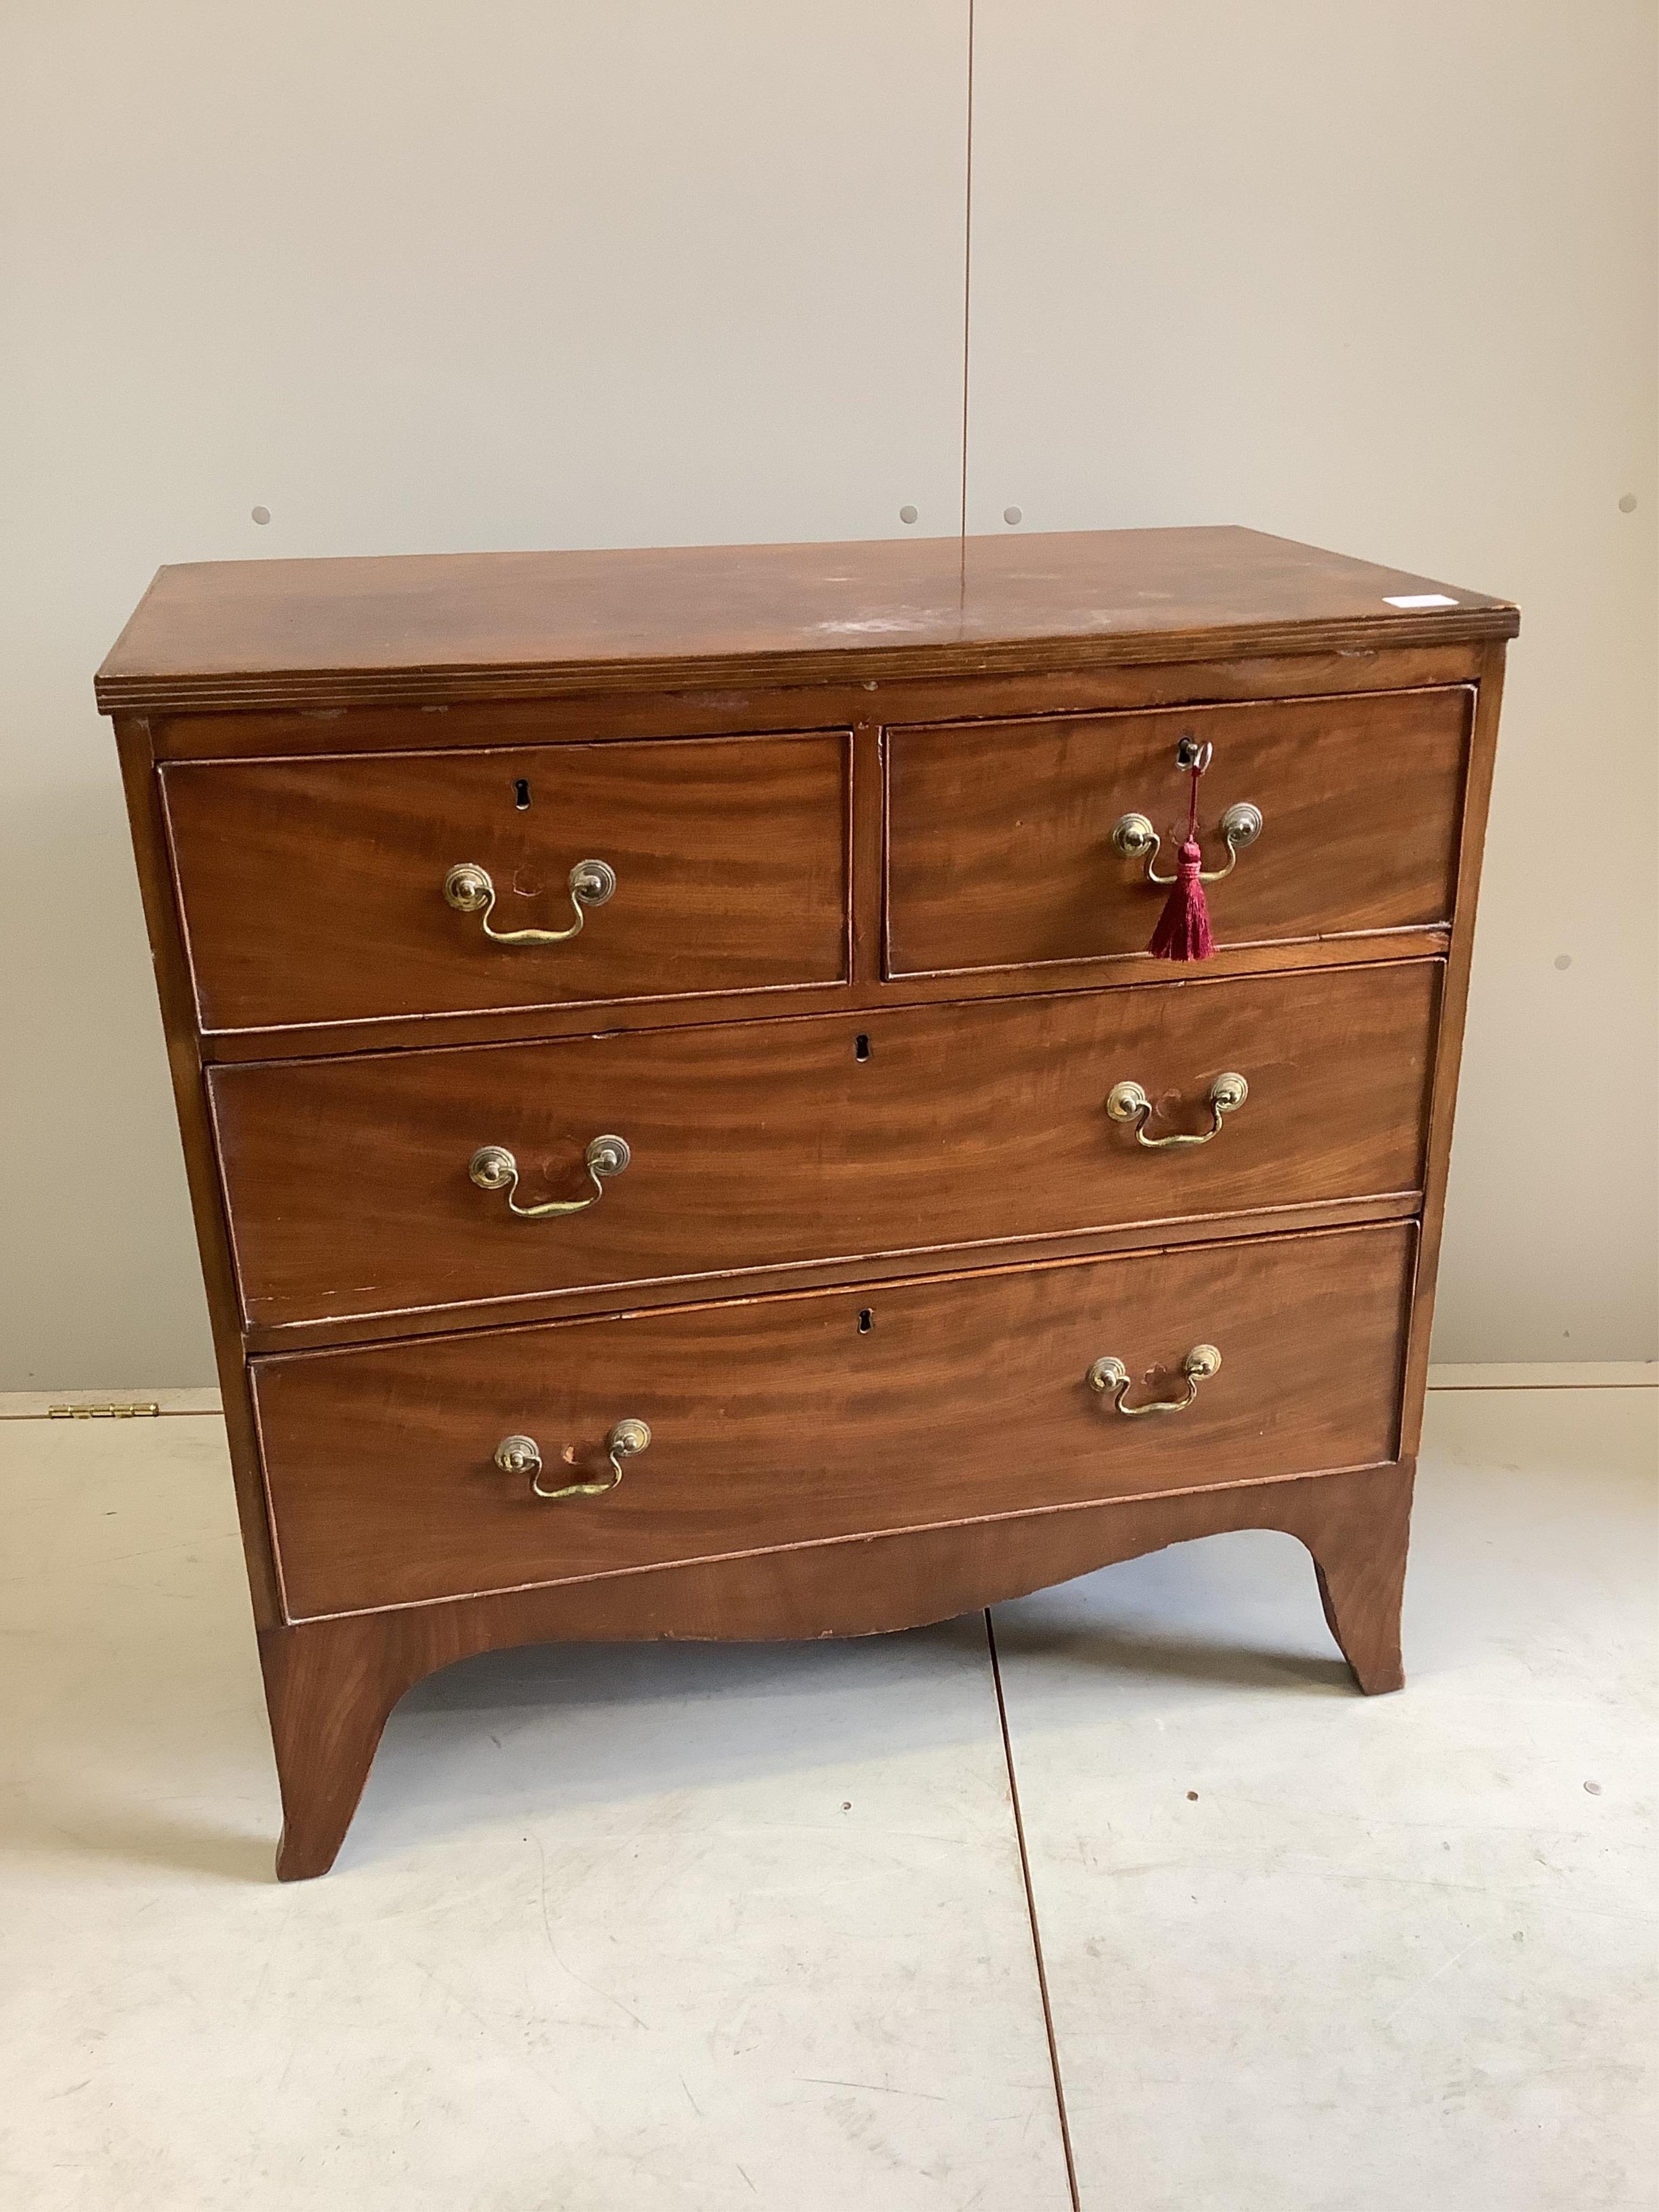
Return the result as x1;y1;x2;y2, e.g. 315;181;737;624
212;961;1438;1332
885;687;1469;977
161;731;849;1031
253;1222;1414;1617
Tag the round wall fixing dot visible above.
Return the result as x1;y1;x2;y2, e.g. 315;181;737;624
899;504;918;525
251;505;271;525
1618;493;1637;513
1003;505;1022;525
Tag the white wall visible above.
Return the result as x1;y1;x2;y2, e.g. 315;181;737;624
1;2;1653;1386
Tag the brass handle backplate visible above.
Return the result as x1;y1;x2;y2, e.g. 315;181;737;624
469;1135;630;1218
495;1419;651;1500
1106;1072;1247;1149
1111;802;1263;885
1088;1344;1221;1417
443;858;616;944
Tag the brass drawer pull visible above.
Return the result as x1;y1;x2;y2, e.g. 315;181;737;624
1106;1071;1247;1149
495;1419;651;1500
443;858;616;943
1088;1344;1221;1416
1111;802;1262;884
468;1135;630;1218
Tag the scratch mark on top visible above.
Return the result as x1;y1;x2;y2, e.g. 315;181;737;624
814;615;949;635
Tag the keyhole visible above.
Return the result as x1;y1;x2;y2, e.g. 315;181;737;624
514;778;531;810
854;1034;871;1062
857;1309;874;1333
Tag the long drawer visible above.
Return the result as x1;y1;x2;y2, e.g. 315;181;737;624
252;1222;1415;1618
885;686;1470;976
211;961;1438;1332
160;729;851;1032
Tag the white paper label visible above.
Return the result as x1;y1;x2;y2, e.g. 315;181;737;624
1383;592;1459;609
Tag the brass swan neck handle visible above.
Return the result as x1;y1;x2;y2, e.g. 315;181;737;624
469;1136;630;1218
443;858;616;944
495;1420;651;1500
1111;802;1262;886
1106;1072;1247;1149
1088;1344;1221;1417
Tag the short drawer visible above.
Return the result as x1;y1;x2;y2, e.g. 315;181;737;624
884;687;1469;977
160;730;850;1032
252;1222;1414;1618
211;960;1438;1333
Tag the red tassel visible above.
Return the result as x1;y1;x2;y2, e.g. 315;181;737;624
1147;764;1216;962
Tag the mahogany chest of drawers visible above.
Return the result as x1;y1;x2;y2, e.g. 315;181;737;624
98;527;1517;1878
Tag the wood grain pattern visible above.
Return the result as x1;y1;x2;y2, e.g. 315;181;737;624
228;1196;1420;1356
145;639;1492;763
211;961;1439;1336
149;643;1471;1069
886;687;1471;975
160;730;851;1032
194;926;1451;1066
95;528;1516;716
251;1223;1414;1620
260;1456;1415;1878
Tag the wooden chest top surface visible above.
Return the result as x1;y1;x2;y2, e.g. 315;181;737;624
95;526;1517;714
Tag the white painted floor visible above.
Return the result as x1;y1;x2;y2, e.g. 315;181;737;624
1;1385;1652;2210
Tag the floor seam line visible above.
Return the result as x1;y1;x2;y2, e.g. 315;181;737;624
986;1605;1083;2212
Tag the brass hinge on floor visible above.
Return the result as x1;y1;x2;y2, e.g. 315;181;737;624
46;1402;161;1419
